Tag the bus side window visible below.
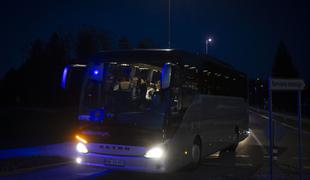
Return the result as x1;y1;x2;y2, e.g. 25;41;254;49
200;66;210;94
170;65;182;112
181;64;198;109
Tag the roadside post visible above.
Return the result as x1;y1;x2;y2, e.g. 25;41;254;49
268;78;305;180
268;78;273;180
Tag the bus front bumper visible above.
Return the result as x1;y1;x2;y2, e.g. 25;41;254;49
76;153;169;173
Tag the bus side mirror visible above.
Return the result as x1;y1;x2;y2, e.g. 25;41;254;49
61;64;87;90
87;64;104;82
61;65;70;89
161;63;172;89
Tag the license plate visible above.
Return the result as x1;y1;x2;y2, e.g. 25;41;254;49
104;159;125;167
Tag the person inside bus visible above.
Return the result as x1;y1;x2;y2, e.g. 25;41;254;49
112;79;120;91
155;80;160;92
119;76;130;90
130;76;139;100
139;78;147;96
135;78;147;108
145;81;155;101
104;73;115;92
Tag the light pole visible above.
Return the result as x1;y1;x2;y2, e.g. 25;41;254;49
168;0;171;48
205;37;212;54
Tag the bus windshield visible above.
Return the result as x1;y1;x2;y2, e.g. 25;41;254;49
79;62;167;129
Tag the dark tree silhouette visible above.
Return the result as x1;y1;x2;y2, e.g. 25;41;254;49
272;41;299;78
118;36;131;49
9;33;69;106
18;39;46;105
137;38;158;49
45;32;68;105
62;31;74;63
272;41;300;113
46;32;66;66
0;68;19;106
98;31;112;50
75;28;98;61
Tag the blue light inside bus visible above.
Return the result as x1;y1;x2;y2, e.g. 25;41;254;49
93;70;99;75
61;65;70;89
88;65;103;81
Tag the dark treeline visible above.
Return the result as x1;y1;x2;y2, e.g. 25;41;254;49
249;41;310;115
0;27;159;108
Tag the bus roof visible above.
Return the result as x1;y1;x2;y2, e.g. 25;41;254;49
90;49;196;65
89;49;245;76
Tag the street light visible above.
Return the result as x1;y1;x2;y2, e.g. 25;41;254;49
206;37;212;54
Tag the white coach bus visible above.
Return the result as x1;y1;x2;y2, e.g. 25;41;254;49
64;49;249;173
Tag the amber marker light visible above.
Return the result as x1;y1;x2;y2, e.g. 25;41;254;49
75;135;88;144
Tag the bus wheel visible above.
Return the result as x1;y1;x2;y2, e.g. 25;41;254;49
188;138;201;170
227;126;239;152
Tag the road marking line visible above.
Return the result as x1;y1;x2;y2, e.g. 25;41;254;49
202;162;220;166
264;155;269;158
206;154;249;159
235;163;253;167
292;157;308;160
235;154;249;158
263;155;279;160
203;162;253;167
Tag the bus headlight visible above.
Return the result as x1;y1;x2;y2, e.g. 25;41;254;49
76;142;88;153
144;146;164;159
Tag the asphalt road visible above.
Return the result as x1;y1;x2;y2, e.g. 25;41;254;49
2;111;310;180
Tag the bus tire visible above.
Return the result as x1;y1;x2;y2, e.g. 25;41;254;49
227;126;239;152
187;137;201;170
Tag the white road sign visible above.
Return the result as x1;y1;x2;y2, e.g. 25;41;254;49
271;79;305;90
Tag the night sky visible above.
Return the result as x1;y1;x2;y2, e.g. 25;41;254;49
1;0;310;79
